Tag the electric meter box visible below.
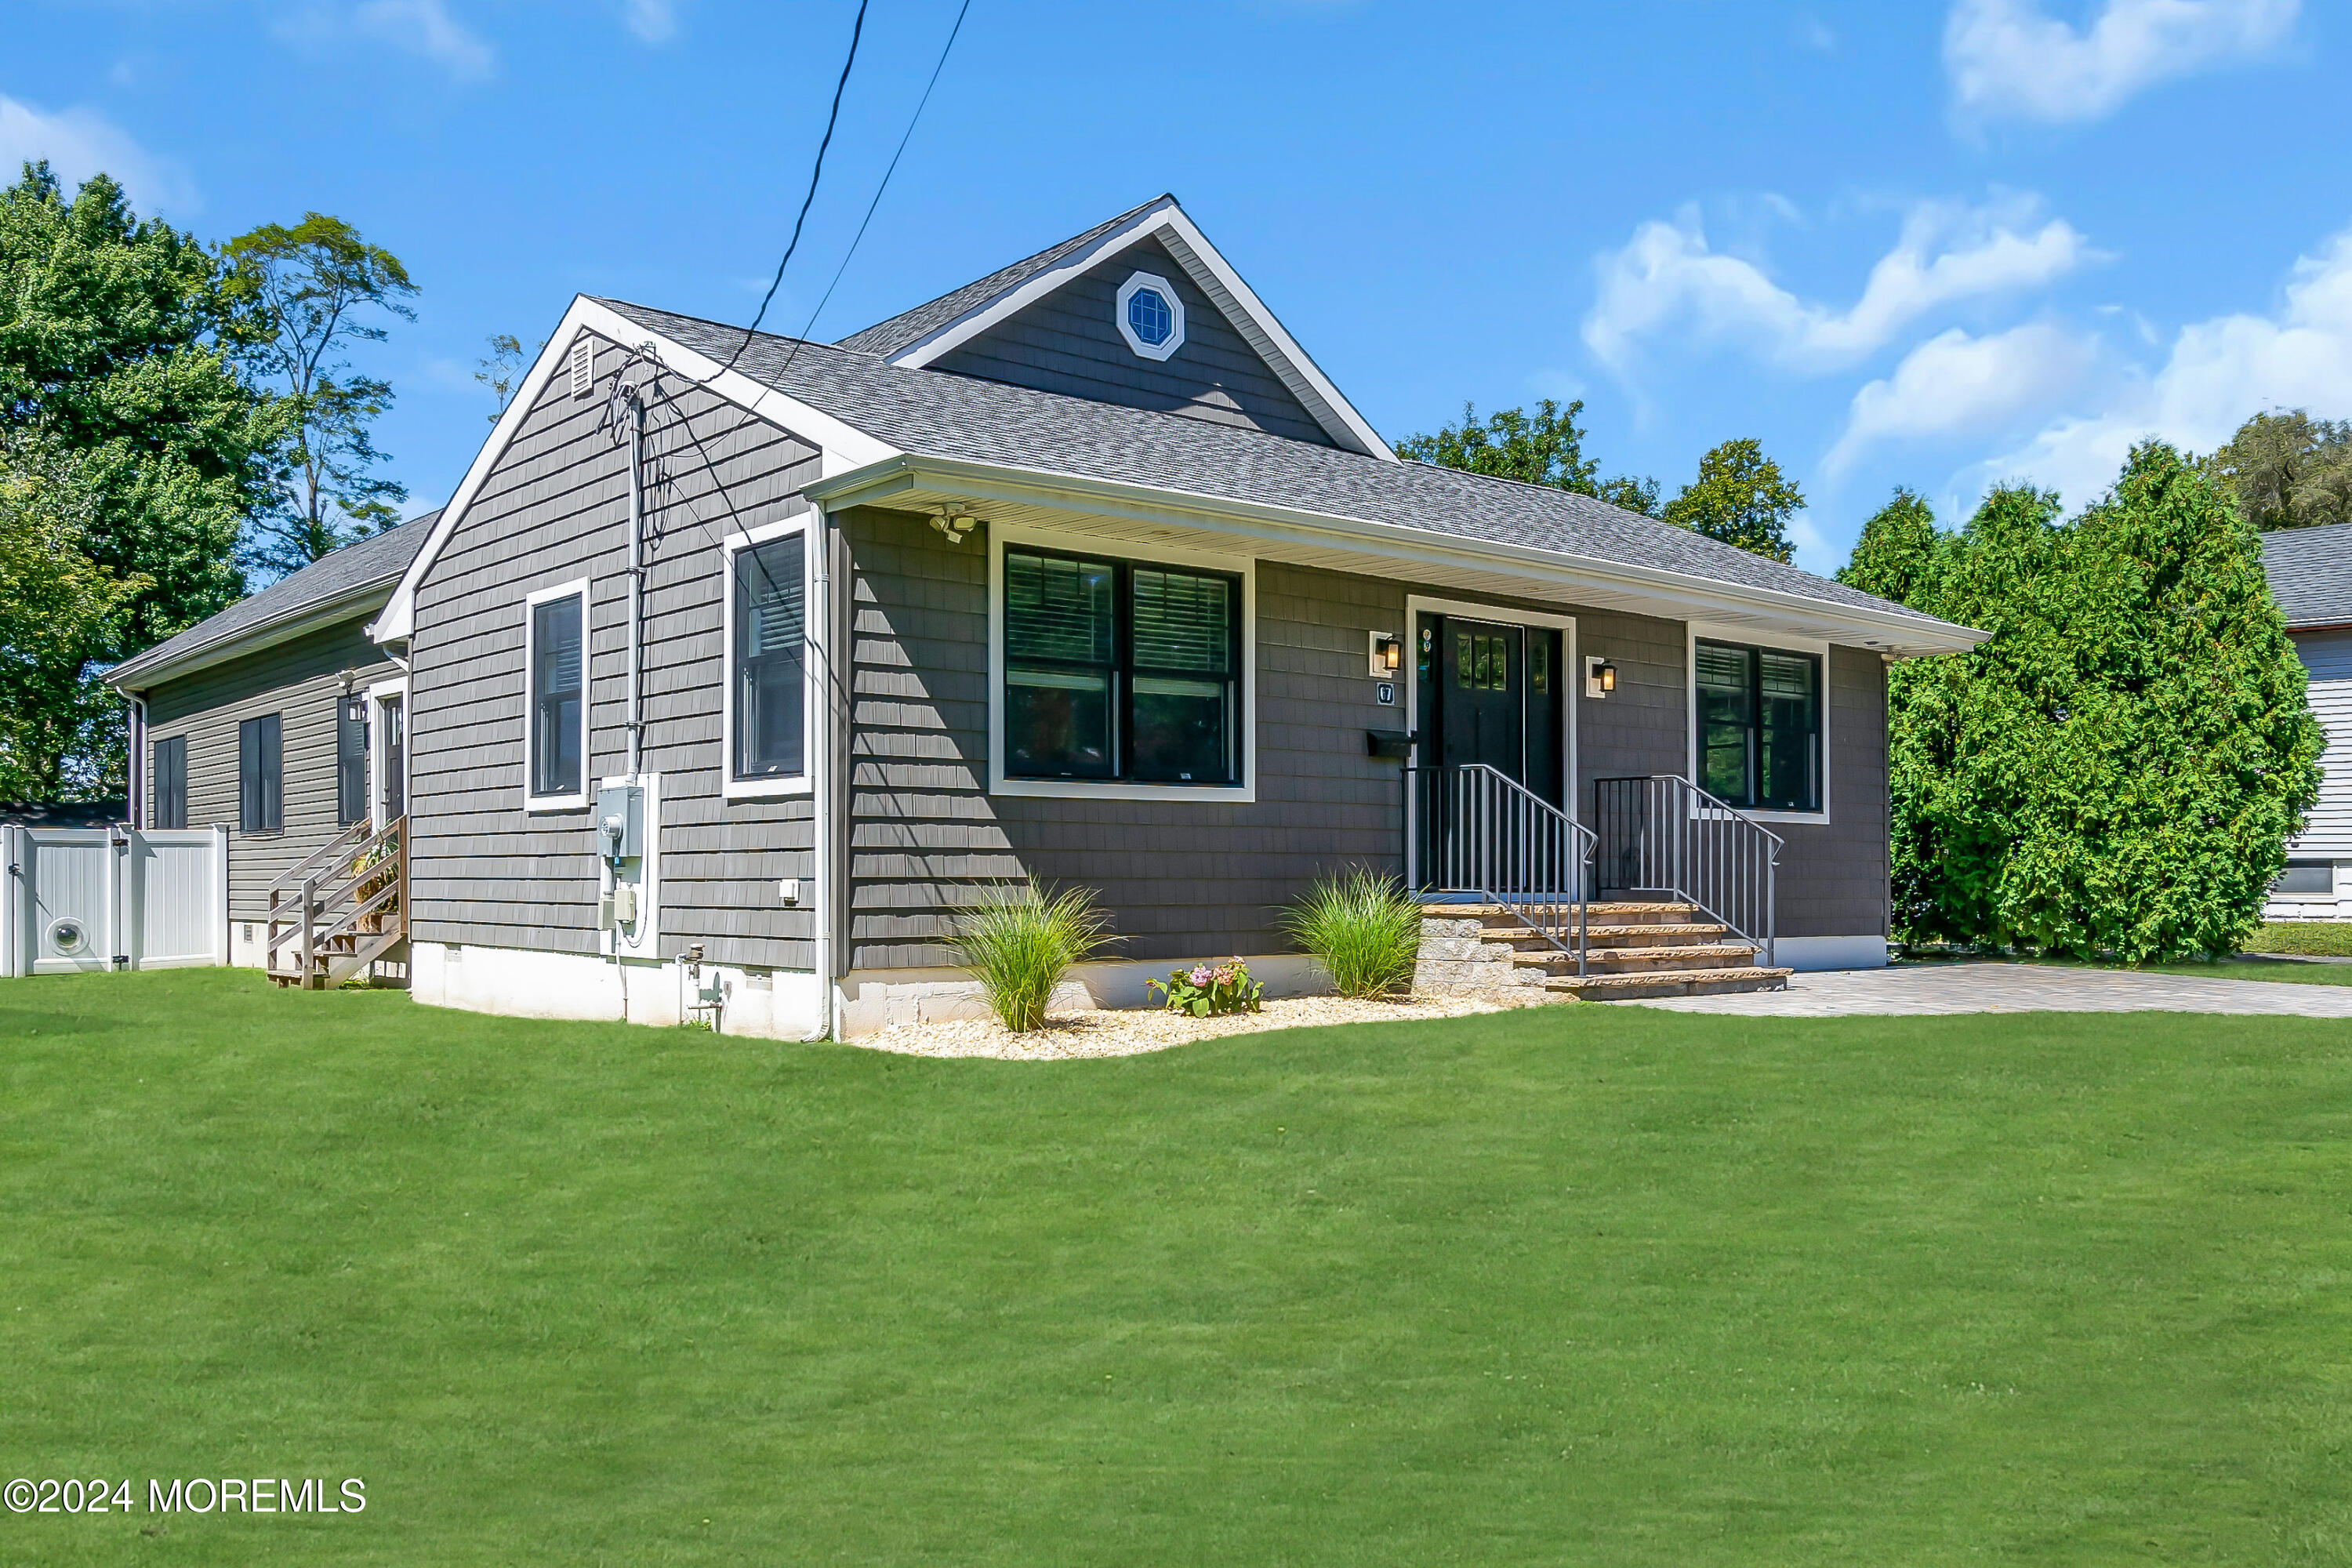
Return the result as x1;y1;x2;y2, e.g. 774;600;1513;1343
595;783;645;860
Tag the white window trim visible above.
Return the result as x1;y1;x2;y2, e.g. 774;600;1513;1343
1686;620;1832;826
1403;596;1579;822
365;673;408;828
720;514;816;800
1114;270;1186;361
523;578;592;813
989;521;1256;804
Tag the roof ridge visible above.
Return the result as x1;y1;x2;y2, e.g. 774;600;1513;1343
833;194;1178;357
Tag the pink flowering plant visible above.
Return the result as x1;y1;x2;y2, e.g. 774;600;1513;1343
1146;958;1264;1018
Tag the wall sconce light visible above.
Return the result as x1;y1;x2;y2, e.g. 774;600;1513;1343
929;511;980;545
1584;655;1618;698
1369;630;1403;676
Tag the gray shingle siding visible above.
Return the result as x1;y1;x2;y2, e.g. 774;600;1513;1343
406;332;822;967
840;508;1893;971
139;618;397;941
930;235;1334;445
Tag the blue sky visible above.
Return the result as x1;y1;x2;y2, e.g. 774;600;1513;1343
7;0;2343;573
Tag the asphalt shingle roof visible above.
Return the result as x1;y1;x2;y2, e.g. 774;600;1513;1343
604;299;1956;632
835;195;1174;358
2262;520;2352;630
109;512;437;688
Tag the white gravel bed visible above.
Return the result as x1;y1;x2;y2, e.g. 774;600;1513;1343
854;992;1523;1060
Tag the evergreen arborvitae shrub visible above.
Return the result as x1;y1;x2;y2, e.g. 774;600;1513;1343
1841;446;2324;961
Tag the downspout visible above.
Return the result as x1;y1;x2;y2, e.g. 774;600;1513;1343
800;499;836;1043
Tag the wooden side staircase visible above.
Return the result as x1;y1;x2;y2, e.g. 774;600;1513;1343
266;815;408;989
1422;899;1791;1000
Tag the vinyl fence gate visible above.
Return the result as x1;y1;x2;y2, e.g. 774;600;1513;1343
1;825;230;977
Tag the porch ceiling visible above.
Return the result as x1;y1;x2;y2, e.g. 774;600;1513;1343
808;456;1983;657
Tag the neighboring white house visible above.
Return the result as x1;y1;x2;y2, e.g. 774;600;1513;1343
2263;521;2352;920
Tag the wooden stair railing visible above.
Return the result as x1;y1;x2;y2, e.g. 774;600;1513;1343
266;815;408;989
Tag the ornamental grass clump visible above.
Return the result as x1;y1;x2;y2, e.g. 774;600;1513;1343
950;881;1115;1032
1282;868;1423;999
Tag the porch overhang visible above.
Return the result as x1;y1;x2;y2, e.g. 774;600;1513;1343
805;453;1985;658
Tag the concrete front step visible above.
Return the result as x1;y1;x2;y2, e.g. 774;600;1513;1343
1512;942;1762;973
1482;921;1733;950
1546;966;1794;1000
1420;901;1704;922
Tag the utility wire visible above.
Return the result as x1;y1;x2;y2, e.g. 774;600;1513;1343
776;0;975;380
704;0;871;381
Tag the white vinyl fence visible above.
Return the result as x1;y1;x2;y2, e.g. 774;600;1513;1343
1;825;229;978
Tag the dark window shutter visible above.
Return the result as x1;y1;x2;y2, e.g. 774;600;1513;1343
153;735;187;830
336;695;368;826
241;713;283;833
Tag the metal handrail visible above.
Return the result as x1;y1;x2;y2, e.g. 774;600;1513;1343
1405;763;1598;974
1592;775;1782;966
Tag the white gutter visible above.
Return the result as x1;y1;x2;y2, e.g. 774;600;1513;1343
806;454;1987;656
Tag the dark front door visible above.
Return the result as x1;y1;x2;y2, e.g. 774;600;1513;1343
1438;619;1525;778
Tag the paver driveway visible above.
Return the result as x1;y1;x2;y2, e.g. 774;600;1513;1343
1617;960;2352;1018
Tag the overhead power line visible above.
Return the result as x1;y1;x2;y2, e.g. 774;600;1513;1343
779;0;975;375
706;0;872;381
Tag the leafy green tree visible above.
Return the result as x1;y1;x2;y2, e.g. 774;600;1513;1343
1397;399;1658;509
0;162;281;657
1840;448;2324;960
227;212;416;573
0;436;148;797
1661;437;1804;562
474;332;543;425
2205;408;2352;532
1842;486;1942;604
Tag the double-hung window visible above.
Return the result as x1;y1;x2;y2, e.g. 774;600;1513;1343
152;734;187;830
728;528;807;789
238;713;282;833
1002;546;1242;788
527;585;587;805
1695;639;1821;813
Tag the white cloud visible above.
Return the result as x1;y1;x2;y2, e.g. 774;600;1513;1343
621;0;677;42
1583;195;2095;374
1826;322;2099;474
0;93;198;212
296;0;495;81
1977;225;2352;511
1945;0;2298;125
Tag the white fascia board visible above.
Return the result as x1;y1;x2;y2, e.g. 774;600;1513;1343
1149;209;1394;462
884;199;1394;462
371;296;898;644
107;581;397;693
807;454;1987;656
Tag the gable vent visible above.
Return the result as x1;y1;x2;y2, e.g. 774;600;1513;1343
569;337;593;400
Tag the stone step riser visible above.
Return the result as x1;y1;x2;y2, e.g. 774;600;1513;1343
1545;967;1794;1000
1514;947;1760;975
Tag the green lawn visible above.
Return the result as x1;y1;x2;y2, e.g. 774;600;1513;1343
6;971;2352;1565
